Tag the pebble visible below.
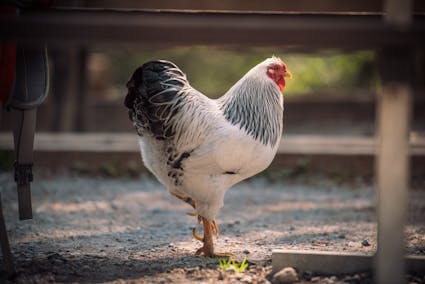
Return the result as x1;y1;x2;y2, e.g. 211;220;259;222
241;275;253;283
225;266;237;273
324;276;338;283
272;267;299;284
344;274;361;281
362;240;370;246
302;270;313;281
348;241;362;248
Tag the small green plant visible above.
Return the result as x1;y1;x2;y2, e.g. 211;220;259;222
219;257;249;273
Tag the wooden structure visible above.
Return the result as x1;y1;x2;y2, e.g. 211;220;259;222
1;1;424;283
0;133;425;156
1;9;425;47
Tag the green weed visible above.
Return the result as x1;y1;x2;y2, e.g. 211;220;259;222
218;257;249;273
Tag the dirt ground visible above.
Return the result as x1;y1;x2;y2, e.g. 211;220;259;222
0;172;424;283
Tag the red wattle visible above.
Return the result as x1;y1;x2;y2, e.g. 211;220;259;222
277;77;285;91
267;70;286;92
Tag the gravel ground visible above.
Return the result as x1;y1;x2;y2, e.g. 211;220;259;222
0;172;424;283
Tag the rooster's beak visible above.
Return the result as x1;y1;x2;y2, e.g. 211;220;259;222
284;71;293;78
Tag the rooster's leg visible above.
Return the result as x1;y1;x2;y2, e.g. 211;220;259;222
189;213;219;238
192;218;219;239
194;216;232;258
211;220;219;238
195;216;215;257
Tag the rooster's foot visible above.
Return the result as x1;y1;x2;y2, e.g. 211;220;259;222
195;243;214;257
193;216;229;257
187;212;203;225
192;227;204;241
195;246;233;258
211;220;219;238
191;219;219;241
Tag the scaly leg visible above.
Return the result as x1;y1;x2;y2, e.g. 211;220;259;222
191;217;219;239
195;216;215;257
194;216;233;258
211;220;219;239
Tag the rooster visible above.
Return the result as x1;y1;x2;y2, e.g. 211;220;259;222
124;56;292;257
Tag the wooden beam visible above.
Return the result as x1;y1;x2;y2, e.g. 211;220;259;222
376;49;412;284
272;250;425;275
55;0;425;14
279;135;376;155
1;133;424;155
0;9;425;47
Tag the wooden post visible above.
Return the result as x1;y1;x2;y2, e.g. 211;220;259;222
376;48;412;284
75;47;88;132
384;0;412;29
49;48;79;132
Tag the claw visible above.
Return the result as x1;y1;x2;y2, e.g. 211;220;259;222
195;247;234;258
195;246;214;257
192;227;204;241
211;220;219;239
187;211;202;224
213;251;235;258
172;193;196;208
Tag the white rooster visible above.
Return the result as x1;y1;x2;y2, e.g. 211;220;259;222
124;56;292;257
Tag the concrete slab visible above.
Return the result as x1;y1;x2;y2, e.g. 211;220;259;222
272;249;425;275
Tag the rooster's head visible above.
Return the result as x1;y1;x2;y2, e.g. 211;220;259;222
264;56;293;92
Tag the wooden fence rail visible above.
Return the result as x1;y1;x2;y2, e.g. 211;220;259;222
0;132;425;155
1;9;425;47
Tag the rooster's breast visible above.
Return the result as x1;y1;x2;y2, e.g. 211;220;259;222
183;121;280;186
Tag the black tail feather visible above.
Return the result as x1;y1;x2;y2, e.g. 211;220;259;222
123;60;188;140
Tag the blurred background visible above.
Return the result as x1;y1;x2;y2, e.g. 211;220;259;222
2;46;425;183
3;47;424;134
